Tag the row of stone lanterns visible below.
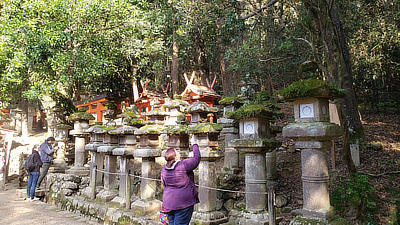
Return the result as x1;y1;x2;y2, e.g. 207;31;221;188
53;78;345;224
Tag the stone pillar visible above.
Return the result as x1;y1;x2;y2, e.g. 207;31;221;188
85;126;106;186
191;124;228;225
282;97;343;220
217;118;239;173
265;150;277;182
231;139;281;217
131;125;163;214
110;126;138;207
218;97;243;173
96;132;119;202
68;118;91;176
131;148;162;213
300;141;331;216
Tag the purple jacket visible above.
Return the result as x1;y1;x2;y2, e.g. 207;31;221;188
161;144;201;211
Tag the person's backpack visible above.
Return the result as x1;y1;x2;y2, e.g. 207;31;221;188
24;153;36;172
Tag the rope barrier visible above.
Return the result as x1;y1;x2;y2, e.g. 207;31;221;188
94;168;270;195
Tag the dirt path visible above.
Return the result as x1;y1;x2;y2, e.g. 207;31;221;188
0;188;101;225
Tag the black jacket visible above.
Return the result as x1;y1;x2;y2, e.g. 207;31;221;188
31;151;43;172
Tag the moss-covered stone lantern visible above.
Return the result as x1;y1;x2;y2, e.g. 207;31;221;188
278;78;345;221
67;110;95;176
185;101;218;124
229;100;282;224
189;122;228;224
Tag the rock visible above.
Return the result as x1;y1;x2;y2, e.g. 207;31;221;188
223;199;235;211
367;142;383;151
62;188;74;196
275;195;288;208
235;201;246;210
288;145;296;153
281;207;292;213
63;181;78;189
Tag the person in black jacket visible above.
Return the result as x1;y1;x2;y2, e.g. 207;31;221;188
26;144;43;201
36;137;57;189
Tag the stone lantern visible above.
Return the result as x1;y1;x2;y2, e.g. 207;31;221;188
131;124;164;214
278;79;345;221
143;100;168;126
230;104;282;224
67;110;94;176
190;122;228;225
96;124;120;202
185;101;218;125
109;113;142;207
162;98;189;126
84;123;106;187
51;105;71;173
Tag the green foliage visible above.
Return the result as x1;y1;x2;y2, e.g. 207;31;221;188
276;78;347;100
390;200;400;225
105;102;118;110
341;0;400;112
331;173;378;223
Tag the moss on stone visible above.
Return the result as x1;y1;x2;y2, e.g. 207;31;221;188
188;123;223;133
226;104;278;120
101;126;118;132
164;125;189;134
68;112;95;121
219;96;244;105
129;118;145;127
137;125;164;134
117;111;138;118
276;78;347;101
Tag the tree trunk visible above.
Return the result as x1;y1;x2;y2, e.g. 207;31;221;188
74;79;81;102
128;57;139;102
303;0;364;173
220;52;234;96
132;67;139;102
171;38;180;96
194;26;210;86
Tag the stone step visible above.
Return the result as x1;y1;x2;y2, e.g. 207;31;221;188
16;188;47;198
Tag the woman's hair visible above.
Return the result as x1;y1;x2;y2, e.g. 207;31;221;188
46;137;55;142
164;148;177;167
31;144;39;153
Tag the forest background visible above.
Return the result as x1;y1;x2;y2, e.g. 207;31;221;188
0;0;399;224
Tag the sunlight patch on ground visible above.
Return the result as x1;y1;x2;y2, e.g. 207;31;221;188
391;142;400;151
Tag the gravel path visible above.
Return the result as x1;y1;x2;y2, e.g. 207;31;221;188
0;188;101;225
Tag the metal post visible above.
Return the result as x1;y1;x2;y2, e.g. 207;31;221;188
126;169;131;210
268;185;276;225
91;165;97;200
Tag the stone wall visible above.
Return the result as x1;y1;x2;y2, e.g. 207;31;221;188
44;173;159;225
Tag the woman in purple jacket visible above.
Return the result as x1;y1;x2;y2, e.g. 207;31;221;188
161;136;201;225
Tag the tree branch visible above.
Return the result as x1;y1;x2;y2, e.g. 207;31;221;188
240;0;279;20
360;171;400;177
